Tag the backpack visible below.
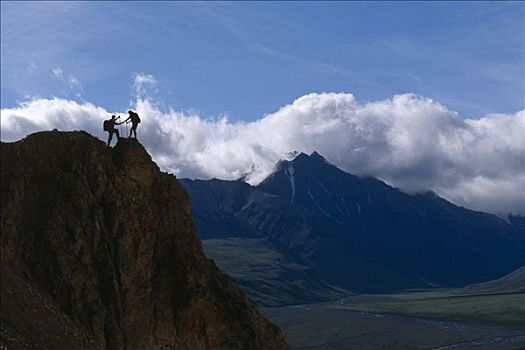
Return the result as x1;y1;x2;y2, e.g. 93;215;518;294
131;111;141;124
103;120;111;131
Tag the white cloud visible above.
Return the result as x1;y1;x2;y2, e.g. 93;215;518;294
67;75;82;90
26;62;37;74
50;67;82;91
1;93;524;215
0;98;107;142
133;73;157;98
51;67;64;79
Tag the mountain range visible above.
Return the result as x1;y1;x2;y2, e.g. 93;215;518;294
181;151;525;305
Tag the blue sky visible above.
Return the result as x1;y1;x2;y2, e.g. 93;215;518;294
1;1;524;121
2;2;525;214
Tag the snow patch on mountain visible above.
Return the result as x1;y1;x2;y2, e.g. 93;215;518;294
355;199;362;214
284;162;296;203
316;178;331;197
307;187;314;200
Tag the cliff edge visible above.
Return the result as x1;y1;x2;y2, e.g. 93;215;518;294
0;131;287;349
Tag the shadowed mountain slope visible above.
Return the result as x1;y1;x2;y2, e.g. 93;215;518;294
182;152;525;301
0;131;287;350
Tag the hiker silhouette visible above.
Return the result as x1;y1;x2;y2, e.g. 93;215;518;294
124;110;141;139
103;115;123;147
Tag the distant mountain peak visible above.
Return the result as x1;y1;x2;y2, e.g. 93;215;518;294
237;163;257;182
182;146;525;298
284;151;331;167
283;150;301;160
287;151;340;176
310;151;327;161
280;150;329;164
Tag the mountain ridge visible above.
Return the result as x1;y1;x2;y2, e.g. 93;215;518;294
0;131;288;349
182;151;524;304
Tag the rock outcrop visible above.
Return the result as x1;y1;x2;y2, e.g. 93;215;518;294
0;131;288;350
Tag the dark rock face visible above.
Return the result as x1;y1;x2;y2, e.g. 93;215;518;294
1;131;287;350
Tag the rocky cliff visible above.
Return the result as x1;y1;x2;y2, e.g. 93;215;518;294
0;131;288;350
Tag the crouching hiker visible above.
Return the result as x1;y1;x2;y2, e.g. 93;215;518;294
124;110;141;139
103;115;123;148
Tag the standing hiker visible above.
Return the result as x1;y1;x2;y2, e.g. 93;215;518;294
124;110;141;139
103;115;123;148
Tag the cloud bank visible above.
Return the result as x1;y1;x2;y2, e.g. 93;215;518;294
1;93;524;215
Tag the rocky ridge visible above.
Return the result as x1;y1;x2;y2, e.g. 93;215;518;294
0;130;287;349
